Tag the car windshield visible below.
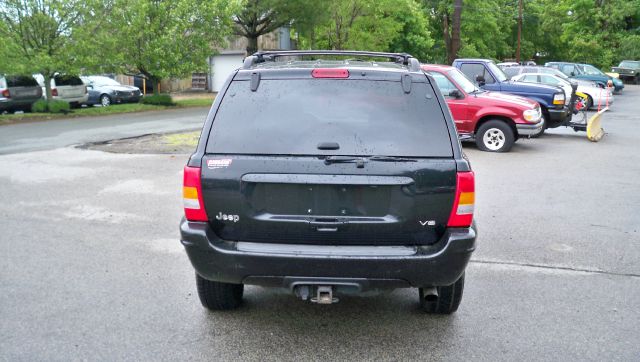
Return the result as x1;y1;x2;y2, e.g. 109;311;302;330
582;65;604;75
207;78;453;157
538;67;569;79
486;62;508;82
447;69;478;93
91;77;121;86
620;61;640;69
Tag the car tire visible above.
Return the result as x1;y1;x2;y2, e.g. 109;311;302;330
100;94;112;107
475;120;515;152
419;273;465;314
586;95;594;110
196;274;243;310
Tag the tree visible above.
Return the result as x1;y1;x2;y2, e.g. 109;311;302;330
107;0;238;94
387;0;435;61
0;0;106;110
233;0;293;55
424;0;463;63
302;0;432;57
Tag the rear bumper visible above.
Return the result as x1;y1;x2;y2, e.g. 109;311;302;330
591;93;614;109
52;95;88;104
0;98;39;111
516;118;544;136
180;219;476;289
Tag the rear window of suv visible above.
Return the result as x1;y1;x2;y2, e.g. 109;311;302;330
54;75;84;86
206;78;453;157
6;75;39;87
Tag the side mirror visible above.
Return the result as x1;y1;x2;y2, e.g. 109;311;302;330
475;75;486;86
448;89;463;99
570;72;575;77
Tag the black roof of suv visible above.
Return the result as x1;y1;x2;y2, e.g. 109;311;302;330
180;50;476;314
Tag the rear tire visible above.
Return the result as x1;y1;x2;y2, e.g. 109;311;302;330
419;273;465;314
475;120;515;152
196;274;243;310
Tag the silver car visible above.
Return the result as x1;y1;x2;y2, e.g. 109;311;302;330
512;73;613;109
34;74;88;107
0;75;43;113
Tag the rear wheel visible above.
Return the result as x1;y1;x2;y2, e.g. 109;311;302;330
196;274;243;310
419;273;465;314
475;120;515;152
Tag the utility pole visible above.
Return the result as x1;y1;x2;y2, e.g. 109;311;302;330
516;0;523;63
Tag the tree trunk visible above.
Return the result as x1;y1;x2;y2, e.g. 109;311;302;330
246;36;258;55
43;73;53;112
443;14;451;61
151;77;160;95
448;0;463;64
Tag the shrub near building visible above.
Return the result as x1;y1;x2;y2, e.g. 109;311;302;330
141;94;175;106
31;99;70;114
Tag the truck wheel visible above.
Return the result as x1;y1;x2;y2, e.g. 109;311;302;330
196;274;243;310
475;120;515;152
419;273;465;314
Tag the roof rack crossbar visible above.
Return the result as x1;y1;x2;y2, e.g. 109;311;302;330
242;50;421;72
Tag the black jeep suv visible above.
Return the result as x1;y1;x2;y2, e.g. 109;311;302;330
180;51;476;314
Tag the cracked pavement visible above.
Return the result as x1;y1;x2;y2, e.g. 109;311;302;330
1;86;639;361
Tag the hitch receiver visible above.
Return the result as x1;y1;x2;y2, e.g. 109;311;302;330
310;286;339;304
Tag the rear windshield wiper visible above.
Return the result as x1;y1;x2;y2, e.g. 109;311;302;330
324;155;417;167
368;156;417;162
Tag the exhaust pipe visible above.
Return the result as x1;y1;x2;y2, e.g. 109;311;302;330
422;287;439;303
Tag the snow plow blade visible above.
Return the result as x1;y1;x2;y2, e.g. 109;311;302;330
587;107;607;142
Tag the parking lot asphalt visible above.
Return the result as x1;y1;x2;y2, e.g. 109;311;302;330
1;86;639;361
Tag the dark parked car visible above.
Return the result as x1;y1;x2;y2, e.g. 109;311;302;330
81;76;141;106
180;50;476;314
0;75;43;113
545;61;624;92
611;60;640;84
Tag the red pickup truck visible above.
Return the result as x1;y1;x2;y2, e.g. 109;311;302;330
422;64;544;152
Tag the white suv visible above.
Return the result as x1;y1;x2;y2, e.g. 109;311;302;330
34;74;88;108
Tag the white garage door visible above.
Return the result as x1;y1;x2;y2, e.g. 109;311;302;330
212;54;245;92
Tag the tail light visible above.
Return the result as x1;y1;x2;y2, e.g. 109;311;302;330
447;171;475;227
1;89;9;98
183;166;208;221
312;68;349;78
51;88;58;97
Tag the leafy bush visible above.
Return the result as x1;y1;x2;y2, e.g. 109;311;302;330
141;94;175;106
31;99;71;113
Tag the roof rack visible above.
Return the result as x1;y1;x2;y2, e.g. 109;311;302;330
242;50;421;72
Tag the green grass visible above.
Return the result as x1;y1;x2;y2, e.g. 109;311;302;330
162;131;200;148
0;97;213;125
175;98;214;107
